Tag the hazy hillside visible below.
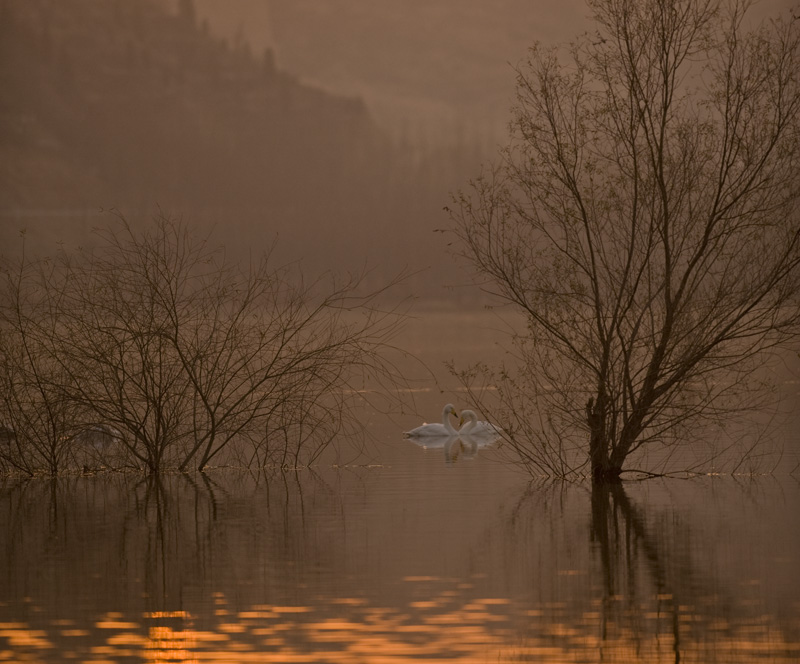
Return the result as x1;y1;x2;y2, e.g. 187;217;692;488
0;0;484;297
0;0;375;210
265;0;590;141
189;0;796;145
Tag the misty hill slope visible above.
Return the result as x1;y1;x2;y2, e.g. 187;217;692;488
263;0;590;139
0;0;483;294
0;0;374;212
195;0;792;144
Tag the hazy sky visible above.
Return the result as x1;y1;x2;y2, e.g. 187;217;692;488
184;0;796;142
186;0;591;141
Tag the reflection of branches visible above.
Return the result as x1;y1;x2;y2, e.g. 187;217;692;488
0;470;348;620
590;482;703;661
507;477;578;531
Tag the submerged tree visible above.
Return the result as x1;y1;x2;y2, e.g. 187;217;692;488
450;0;800;480
0;216;404;474
0;246;82;475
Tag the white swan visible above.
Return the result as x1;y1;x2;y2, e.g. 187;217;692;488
458;409;503;436
403;404;459;438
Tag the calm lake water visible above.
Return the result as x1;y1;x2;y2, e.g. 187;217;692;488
1;309;799;663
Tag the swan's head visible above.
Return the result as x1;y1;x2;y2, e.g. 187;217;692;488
444;403;458;418
459;410;478;427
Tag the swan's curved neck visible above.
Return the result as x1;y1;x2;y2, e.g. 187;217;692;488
441;406;457;435
459;411;478;433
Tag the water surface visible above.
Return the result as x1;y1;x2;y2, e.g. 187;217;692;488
2;449;799;662
1;308;799;663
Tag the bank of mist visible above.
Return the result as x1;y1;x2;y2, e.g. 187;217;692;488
0;0;486;301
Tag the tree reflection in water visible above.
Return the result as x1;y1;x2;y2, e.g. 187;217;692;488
590;481;688;662
508;479;800;662
0;470;798;662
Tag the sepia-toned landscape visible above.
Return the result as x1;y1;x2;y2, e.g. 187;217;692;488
1;1;799;661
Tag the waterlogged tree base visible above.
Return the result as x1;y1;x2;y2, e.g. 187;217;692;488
592;466;623;484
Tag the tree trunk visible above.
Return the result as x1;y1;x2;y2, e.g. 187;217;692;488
587;396;622;482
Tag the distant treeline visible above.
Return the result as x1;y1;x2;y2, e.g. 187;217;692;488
0;0;487;297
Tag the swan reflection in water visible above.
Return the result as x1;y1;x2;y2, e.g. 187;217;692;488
402;406;502;461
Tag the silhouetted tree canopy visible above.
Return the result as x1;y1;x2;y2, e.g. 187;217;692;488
451;0;800;480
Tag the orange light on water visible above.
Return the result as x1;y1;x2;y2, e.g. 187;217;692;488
1;592;799;663
144;625;198;664
0;626;53;650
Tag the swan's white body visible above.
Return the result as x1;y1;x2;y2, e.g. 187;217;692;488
458;410;503;436
403;404;458;438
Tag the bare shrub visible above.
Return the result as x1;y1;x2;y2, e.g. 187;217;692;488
0;216;404;474
0;245;85;475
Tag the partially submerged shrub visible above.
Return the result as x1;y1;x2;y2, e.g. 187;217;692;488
0;215;403;474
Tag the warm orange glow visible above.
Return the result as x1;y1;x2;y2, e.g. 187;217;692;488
0;592;798;663
0;627;53;650
95;620;140;630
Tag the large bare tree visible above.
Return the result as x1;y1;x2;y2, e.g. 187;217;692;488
450;0;800;480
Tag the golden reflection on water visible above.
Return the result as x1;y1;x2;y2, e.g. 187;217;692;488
1;580;799;663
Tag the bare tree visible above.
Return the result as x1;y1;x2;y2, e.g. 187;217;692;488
450;0;800;480
1;216;404;474
0;244;84;475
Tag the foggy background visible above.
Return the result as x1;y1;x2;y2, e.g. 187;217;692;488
0;0;792;300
